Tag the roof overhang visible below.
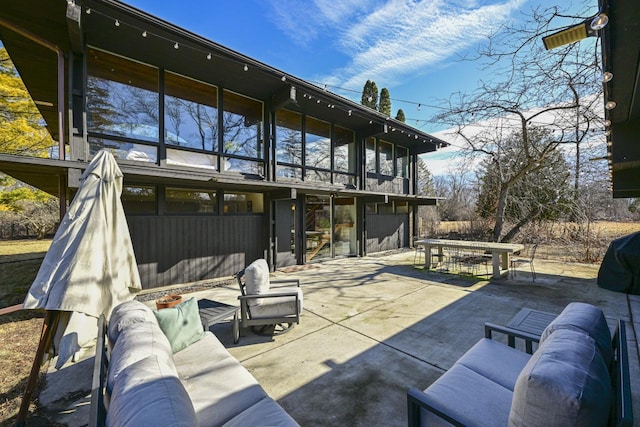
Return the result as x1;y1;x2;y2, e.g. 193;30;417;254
599;0;640;197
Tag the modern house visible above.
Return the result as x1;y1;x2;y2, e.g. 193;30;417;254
598;0;640;198
0;0;448;288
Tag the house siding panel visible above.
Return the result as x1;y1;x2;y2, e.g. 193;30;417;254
365;214;409;253
127;215;267;289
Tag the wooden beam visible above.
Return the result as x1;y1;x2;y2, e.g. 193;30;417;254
269;188;296;200
66;1;83;53
270;85;297;111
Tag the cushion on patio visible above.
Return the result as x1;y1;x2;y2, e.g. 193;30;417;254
173;332;268;427
244;259;270;305
509;328;611;427
248;286;303;319
107;317;175;394
222;397;299;427
457;338;531;391
153;297;204;353
107;299;157;347
420;363;514;427
539;302;612;364
106;355;197;427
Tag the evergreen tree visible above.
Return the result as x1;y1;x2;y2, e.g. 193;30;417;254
395;109;405;122
361;80;378;110
0;48;54;156
379;88;391;116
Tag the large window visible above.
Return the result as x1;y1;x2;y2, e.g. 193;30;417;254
222;90;263;174
164;72;218;152
397;146;409;178
121;185;156;214
365;138;376;174
165;188;217;214
276;109;302;179
223;192;264;214
87;49;158;160
305;116;331;170
334;125;355;173
379;140;394;176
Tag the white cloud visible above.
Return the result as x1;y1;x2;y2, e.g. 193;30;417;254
267;0;526;87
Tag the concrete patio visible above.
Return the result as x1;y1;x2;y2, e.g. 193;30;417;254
40;251;639;426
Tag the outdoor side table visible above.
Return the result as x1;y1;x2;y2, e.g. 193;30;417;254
506;308;557;353
198;299;240;344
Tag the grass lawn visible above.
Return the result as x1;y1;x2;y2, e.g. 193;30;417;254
0;239;50;426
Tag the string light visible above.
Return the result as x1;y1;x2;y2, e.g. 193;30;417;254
174;42;179;49
114;19;120;26
142;30;147;37
243;64;248;72
85;8;91;14
207;53;211;60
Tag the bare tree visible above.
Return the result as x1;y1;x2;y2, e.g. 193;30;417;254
434;4;604;241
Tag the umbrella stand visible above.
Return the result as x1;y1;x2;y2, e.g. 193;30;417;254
16;310;59;426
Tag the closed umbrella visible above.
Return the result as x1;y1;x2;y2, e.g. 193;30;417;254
23;149;142;367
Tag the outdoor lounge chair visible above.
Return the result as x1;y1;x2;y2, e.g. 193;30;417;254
235;259;303;335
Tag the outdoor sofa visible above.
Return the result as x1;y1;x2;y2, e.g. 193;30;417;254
89;299;298;427
407;302;633;426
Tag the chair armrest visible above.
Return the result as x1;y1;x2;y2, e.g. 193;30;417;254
271;279;300;287
239;291;300;300
407;387;465;427
484;322;540;354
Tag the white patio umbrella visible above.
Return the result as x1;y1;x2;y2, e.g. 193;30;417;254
23;149;142;368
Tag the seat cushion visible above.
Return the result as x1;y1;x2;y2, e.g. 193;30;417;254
420;363;514;427
154;297;204;353
222;397;299;427
173;332;267;427
244;259;271;301
250;287;303;318
509;329;611;427
457;338;531;391
540;302;612;364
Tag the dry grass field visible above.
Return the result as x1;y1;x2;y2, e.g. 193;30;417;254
1;222;638;424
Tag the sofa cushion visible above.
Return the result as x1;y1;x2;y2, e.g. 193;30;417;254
509;329;611;427
457;338;531;391
420;363;514;427
108;300;156;347
173;332;268;427
249;286;303;319
107;318;176;394
106;355;197;427
154;297;204;353
222;397;299;427
244;259;270;305
540;302;612;364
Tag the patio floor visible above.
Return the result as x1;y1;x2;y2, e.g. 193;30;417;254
40;251;640;426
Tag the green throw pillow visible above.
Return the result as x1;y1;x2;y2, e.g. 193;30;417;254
153;297;204;353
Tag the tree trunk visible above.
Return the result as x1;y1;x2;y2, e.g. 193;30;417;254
492;184;510;242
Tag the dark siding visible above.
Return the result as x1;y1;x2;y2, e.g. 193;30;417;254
127;215;267;289
365;213;409;253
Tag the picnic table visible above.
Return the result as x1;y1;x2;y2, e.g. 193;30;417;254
415;238;524;279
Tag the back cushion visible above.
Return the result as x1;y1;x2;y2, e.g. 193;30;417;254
107;318;176;394
108;300;157;347
509;329;611;427
540;302;612;365
244;259;270;301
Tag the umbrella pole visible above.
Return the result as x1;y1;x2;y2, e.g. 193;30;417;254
16;310;59;426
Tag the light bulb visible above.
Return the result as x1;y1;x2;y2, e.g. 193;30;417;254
281;76;286;82
604;119;611;127
602;72;613;83
174;42;179;49
142;31;147;37
85;8;91;14
591;13;608;31
243;64;248;72
115;19;120;27
207;53;212;60
605;100;617;110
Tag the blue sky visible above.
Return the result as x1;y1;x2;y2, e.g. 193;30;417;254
123;0;595;137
